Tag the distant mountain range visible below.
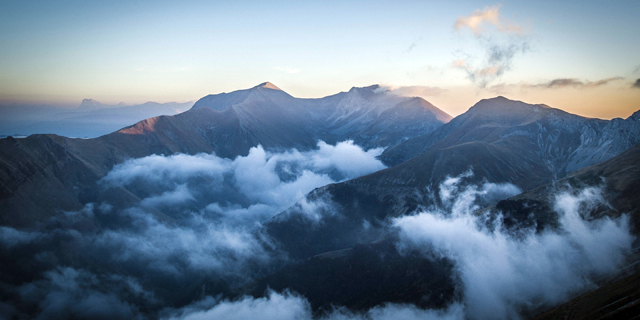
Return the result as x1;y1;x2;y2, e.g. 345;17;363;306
1;82;639;319
0;99;193;138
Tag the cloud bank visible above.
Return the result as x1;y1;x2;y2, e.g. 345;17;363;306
2;151;634;320
0;140;387;319
165;291;464;320
394;172;634;320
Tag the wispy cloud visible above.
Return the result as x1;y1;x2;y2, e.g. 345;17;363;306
537;77;624;89
486;77;626;93
453;40;530;88
452;5;530;88
454;5;522;36
404;42;417;53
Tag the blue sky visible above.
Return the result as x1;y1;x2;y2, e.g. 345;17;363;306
1;0;639;118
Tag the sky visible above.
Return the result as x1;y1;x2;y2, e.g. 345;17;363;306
0;0;639;118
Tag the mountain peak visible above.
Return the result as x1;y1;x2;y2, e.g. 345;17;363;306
254;82;281;90
348;84;380;93
82;98;97;103
78;98;105;110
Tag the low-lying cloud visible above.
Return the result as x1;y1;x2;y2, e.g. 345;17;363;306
394;172;634;320
2;151;635;320
0;140;387;319
164;291;465;320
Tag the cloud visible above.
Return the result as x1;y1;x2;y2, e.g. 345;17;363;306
1;140;388;318
486;77;627;93
94;141;387;277
94;207;271;277
310;140;386;178
17;267;141;320
102;153;229;187
394;172;634;320
452;5;531;88
104;141;384;212
0;226;44;248
454;5;522;36
453;40;530;88
165;291;465;320
375;84;447;97
404;42;417;53
633;78;640;89
168;291;310;320
140;184;194;208
535;77;624;89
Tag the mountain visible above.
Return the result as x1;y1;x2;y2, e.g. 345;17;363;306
252;142;640;315
2;87;640;319
0;83;450;227
262;97;640;261
189;82;452;151
77;98;113;111
491;141;640;236
381;97;640;176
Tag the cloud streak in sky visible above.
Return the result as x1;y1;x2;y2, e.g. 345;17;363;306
537;77;624;89
454;5;522;35
452;5;530;88
487;77;628;93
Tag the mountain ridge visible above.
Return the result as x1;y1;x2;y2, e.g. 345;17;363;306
0;83;452;227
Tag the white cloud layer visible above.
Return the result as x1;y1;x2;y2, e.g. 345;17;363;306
394;172;634;320
92;141;387;276
165;291;465;320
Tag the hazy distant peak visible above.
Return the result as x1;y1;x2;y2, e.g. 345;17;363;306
80;98;101;106
78;98;106;110
254;82;282;90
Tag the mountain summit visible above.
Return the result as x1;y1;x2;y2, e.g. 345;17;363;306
254;81;282;90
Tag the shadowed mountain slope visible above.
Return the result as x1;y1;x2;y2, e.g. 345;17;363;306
381;97;640;177
264;98;640;261
254;143;640;316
